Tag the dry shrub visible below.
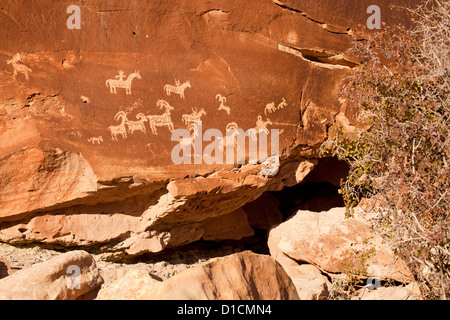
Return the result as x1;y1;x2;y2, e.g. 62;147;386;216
322;0;450;299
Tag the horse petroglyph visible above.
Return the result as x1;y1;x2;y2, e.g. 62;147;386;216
164;80;191;99
106;70;142;95
7;53;32;80
216;94;231;115
147;100;175;135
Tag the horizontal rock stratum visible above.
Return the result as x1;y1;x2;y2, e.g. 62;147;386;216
0;0;422;257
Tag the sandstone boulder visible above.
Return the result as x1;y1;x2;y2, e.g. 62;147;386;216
268;207;414;284
105;251;299;300
96;268;161;300
0;250;103;300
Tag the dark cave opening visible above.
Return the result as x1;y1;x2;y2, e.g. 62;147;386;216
161;157;350;262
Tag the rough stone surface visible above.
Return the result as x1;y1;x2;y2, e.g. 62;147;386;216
0;258;13;279
0;0;422;255
96;268;161;300
356;283;422;300
141;251;299;300
0;250;103;300
268;207;415;283
243;192;283;231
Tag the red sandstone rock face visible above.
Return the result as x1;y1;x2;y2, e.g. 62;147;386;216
0;0;422;256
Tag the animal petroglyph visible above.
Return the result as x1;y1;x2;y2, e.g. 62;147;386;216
250;115;272;140
88;136;104;145
164;80;191;99
265;102;276;115
106;71;142;95
216;94;231;115
147;100;175;135
278;97;288;110
179;121;201;150
265;98;288;115
126;113;148;135
109;111;129;141
182;108;207;132
218;122;242;152
7;53;32;80
81;96;91;104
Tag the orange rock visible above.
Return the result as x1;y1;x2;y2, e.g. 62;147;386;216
268;207;414;283
141;251;299;300
0;251;103;300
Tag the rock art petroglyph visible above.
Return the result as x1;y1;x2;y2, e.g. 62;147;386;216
216;94;231;115
164;80;191;99
106;71;142;95
6;53;32;80
88;136;104;145
147;100;175;135
109;111;129;141
265;98;288;115
250;115;272;140
182;108;207;131
126;113;148;135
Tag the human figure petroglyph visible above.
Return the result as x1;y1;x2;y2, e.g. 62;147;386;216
164;80;191;99
106;71;142;95
126;113;148;135
216;94;231;115
7;53;32;80
109;111;129;141
115;70;126;81
147;100;175;135
88;136;103;145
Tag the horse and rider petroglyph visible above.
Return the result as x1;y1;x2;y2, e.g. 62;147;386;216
250;115;272;140
106;71;142;95
164;80;191;99
182;108;207;132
